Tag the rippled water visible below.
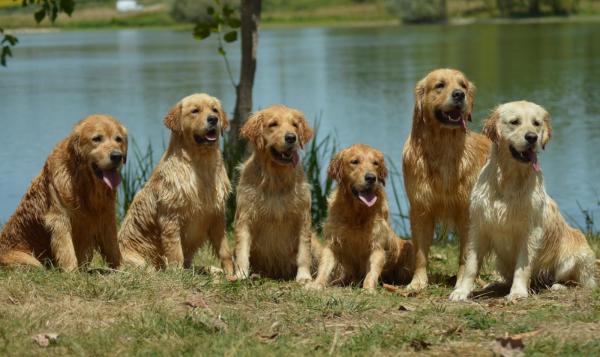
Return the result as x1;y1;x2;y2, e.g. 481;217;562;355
1;23;599;229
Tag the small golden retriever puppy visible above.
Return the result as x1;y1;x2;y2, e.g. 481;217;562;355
450;101;596;301
403;68;491;290
0;115;127;270
118;93;234;276
234;105;316;281
306;144;414;291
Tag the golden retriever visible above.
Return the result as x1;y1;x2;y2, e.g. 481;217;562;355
118;93;234;276
234;105;316;281
0;115;127;270
306;144;414;291
403;68;491;290
450;101;596;301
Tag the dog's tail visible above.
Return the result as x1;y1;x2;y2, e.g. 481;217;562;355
0;250;43;268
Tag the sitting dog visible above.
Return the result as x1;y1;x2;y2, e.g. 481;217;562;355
450;101;596;301
0;115;127;270
306;144;414;291
234;105;317;281
118;93;234;276
402;68;491;290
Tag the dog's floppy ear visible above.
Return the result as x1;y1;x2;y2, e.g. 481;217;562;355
466;80;476;122
327;150;344;183
240;111;265;150
375;151;388;186
413;79;426;124
541;111;552;150
121;125;129;164
164;103;182;132
482;108;500;143
216;99;230;137
297;114;314;149
68;123;84;164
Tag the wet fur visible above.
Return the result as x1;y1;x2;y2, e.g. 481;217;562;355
308;144;414;291
451;101;596;301
118;93;234;275
234;105;318;281
402;68;491;290
0;115;128;270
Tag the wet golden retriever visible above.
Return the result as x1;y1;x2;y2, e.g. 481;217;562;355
306;144;414;291
450;101;596;301
234;105;316;281
0;115;127;270
403;68;491;290
118;93;234;276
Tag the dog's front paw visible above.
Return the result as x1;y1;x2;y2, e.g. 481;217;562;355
295;270;312;284
304;281;325;291
406;278;428;292
506;289;528;302
449;289;470;302
550;283;567;291
235;269;250;281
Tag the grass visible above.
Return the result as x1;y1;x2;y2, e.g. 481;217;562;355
1;242;599;355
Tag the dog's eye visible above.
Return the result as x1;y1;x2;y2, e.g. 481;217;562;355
510;119;520;125
212;107;219;114
373;161;379;166
350;159;359;165
459;81;467;89
268;122;278;128
533;120;541;127
435;82;445;89
92;135;103;143
191;108;200;114
115;136;123;143
292;122;298;128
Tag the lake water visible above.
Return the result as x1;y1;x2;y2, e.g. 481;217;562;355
1;23;599;231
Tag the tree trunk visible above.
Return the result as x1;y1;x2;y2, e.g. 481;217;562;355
231;0;261;140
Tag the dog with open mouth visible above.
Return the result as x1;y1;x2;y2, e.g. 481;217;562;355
450;101;596;301
118;93;234;276
306;144;414;291
402;68;492;291
234;105;320;282
0;115;127;270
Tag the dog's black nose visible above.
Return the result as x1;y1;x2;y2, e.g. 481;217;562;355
525;132;538;144
110;151;123;164
207;115;219;126
285;133;297;144
365;173;376;185
452;90;465;102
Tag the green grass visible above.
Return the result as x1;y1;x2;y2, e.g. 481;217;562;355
1;243;599;355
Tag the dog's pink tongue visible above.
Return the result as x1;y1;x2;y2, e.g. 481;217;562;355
205;131;218;141
531;151;541;172
358;192;378;207
460;118;467;132
102;170;121;190
292;150;299;167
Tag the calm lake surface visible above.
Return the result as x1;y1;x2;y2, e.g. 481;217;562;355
1;23;599;230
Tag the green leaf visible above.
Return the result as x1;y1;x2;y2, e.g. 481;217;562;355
1;45;12;66
223;31;237;43
60;0;75;16
222;4;234;17
227;18;241;28
193;25;211;40
206;6;214;15
218;46;225;56
34;8;46;23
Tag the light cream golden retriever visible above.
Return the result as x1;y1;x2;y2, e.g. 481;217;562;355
306;144;414;292
402;68;491;290
234;105;316;281
118;93;234;276
0;115;127;270
450;101;596;301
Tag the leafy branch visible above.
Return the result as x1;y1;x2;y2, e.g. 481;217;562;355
1;0;75;67
192;0;241;88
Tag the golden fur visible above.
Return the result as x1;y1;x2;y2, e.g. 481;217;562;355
118;93;234;276
402;68;492;290
234;105;317;281
450;101;596;301
0;115;128;270
307;144;414;291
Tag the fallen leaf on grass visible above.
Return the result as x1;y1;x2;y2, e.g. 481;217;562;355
383;284;399;292
492;330;540;357
257;331;279;343
184;294;209;309
398;304;416;312
431;253;446;261
399;290;419;298
410;338;431;351
32;333;59;347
